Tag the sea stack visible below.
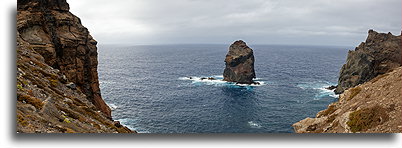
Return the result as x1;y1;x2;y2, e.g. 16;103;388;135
334;30;401;94
223;40;256;84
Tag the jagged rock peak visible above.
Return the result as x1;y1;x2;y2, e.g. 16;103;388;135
17;0;70;11
223;40;256;84
334;30;401;94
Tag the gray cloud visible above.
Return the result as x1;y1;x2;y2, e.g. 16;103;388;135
69;0;401;46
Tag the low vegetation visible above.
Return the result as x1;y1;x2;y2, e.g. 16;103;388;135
347;105;389;133
348;87;362;101
17;94;44;110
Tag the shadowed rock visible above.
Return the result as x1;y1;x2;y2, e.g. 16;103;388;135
223;40;256;84
334;30;401;94
17;0;111;118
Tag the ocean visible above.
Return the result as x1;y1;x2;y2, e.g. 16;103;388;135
97;44;350;133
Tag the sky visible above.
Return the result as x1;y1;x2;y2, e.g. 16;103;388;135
69;0;401;46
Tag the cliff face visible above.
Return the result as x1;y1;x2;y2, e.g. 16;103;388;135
17;0;133;133
293;30;402;133
334;30;401;94
223;40;257;84
17;0;111;118
293;67;402;133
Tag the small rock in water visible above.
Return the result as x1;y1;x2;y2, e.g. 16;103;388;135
207;77;216;80
326;85;337;90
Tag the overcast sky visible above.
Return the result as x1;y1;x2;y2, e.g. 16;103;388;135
69;0;401;46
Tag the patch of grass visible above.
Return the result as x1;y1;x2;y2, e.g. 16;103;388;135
318;105;336;117
326;114;338;123
17;94;44;110
49;78;59;87
56;105;86;123
347;105;389;133
348;87;362;101
17;113;28;127
17;84;23;90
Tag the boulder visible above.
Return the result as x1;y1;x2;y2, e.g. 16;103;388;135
223;40;256;84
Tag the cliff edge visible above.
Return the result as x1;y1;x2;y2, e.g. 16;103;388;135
335;30;401;94
17;0;134;133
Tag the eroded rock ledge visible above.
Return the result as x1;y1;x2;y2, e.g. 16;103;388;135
223;40;257;84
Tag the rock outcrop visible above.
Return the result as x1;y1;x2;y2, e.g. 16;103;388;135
17;0;111;118
17;0;134;133
293;30;402;133
334;30;401;94
293;67;402;133
223;40;257;84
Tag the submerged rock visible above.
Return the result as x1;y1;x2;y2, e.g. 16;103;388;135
326;85;337;90
223;40;256;84
334;30;401;94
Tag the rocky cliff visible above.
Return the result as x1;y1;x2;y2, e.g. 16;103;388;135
223;40;257;84
17;0;134;133
293;30;402;133
334;30;401;94
293;67;401;133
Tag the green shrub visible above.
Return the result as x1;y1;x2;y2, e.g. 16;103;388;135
347;105;388;133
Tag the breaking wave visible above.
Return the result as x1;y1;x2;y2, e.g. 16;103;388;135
179;75;266;89
297;81;339;99
117;118;150;133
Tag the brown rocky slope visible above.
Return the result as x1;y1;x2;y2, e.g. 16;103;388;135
293;30;402;133
17;0;134;133
293;67;401;133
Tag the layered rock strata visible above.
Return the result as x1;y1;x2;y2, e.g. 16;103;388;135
334;30;401;94
17;0;133;133
17;0;111;118
223;40;257;84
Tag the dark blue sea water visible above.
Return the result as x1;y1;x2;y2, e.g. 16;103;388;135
97;44;350;133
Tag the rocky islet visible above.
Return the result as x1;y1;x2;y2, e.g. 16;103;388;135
223;40;258;84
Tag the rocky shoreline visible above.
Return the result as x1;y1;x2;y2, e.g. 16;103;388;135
293;30;402;133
